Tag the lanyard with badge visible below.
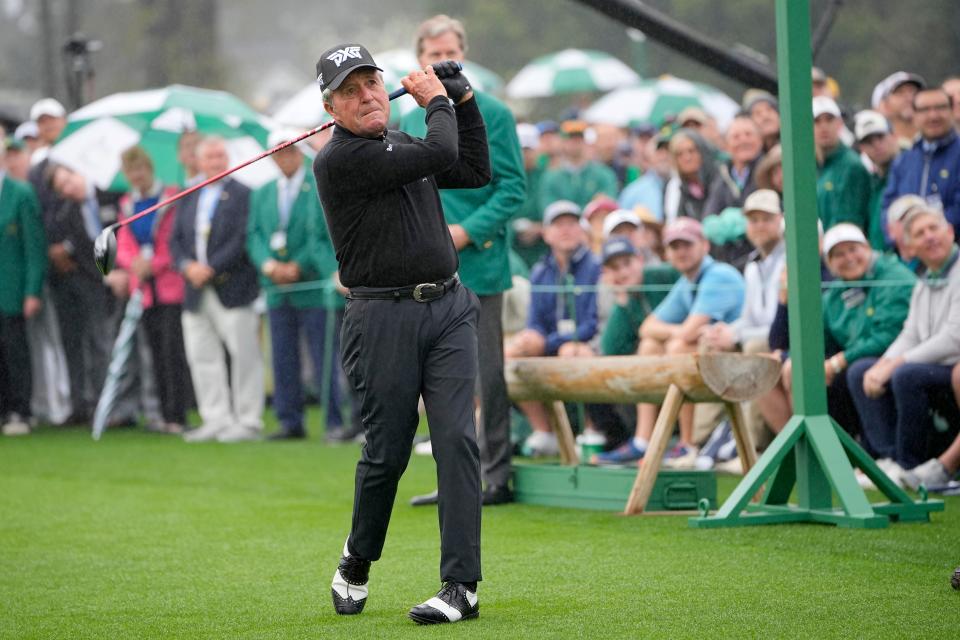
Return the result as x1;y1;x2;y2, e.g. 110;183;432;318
271;177;301;256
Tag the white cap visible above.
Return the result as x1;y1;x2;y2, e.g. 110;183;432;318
742;189;782;216
29;98;66;121
602;209;641;239
542;200;581;226
887;194;927;224
870;71;926;109
516;123;540;150
854;110;891;142
267;127;305;149
823;223;868;257
812;96;841;119
13;121;38;141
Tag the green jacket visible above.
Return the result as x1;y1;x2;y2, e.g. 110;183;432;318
399;92;526;295
822;252;915;363
247;167;342;309
538;160;619;212
816;144;872;233
600;264;680;356
0;174;47;316
866;171;888;251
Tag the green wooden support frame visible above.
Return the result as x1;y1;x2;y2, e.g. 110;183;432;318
689;0;943;529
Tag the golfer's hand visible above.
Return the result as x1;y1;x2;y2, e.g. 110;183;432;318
402;66;446;108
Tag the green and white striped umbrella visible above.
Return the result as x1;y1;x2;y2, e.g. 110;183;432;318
583;75;741;130
506;48;639;99
51;84;278;191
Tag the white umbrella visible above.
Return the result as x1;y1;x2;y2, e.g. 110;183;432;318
583;75;741;130
506;48;639;99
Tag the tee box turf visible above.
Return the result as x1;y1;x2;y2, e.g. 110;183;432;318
512;463;717;512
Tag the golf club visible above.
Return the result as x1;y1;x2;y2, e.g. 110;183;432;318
94;61;464;276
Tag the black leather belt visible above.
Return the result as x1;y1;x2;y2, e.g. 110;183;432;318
348;276;458;302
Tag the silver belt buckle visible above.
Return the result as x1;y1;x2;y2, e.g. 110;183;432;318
413;282;439;302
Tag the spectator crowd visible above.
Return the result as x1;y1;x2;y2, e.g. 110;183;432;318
2;34;960;495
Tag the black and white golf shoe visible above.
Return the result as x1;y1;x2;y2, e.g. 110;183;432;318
408;581;479;625
331;541;370;615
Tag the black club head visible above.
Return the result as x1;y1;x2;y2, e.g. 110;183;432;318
94;225;118;276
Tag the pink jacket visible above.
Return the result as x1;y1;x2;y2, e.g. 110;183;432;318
116;184;185;308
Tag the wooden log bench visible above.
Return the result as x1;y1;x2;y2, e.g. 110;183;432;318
505;353;782;515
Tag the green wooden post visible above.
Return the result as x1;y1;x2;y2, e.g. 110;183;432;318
688;0;942;528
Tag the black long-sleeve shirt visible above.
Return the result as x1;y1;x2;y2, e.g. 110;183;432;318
314;95;490;288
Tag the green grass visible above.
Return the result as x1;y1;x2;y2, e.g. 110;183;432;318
2;412;959;639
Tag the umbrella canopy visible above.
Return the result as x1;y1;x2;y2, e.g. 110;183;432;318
51;85;278;192
272;50;504;129
583;75;741;130
506;48;639;99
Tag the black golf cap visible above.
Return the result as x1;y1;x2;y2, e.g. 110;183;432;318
316;44;383;92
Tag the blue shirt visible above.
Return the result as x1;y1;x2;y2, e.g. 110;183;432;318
527;245;602;355
617;171;664;222
654;255;745;324
129;195;160;246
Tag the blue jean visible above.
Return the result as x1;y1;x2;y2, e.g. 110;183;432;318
269;304;343;431
847;357;954;468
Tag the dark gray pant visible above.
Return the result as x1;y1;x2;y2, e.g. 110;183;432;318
341;283;482;583
476;293;512;488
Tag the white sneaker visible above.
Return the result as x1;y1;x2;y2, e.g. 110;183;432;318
217;426;261;443
902;458;951;491
875;458;906;488
2;414;30;436
855;469;877;491
183;423;226;443
714;457;744;475
522;431;559;457
414;440;433;456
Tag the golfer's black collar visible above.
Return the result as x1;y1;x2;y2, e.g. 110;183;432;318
333;124;389;142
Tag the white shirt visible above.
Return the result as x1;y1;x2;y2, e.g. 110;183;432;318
275;165;305;229
194;182;224;265
731;240;786;344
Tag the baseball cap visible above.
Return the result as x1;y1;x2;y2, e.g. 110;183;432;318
854;110;891;142
870;71;927;109
677;106;709;127
601;236;637;264
316;44;383;92
542;200;582;226
4;136;23;152
812;96;841;119
663;217;705;245
742;189;783;216
602;209;641;239
267;127;307;149
743;90;779;113
516;123;540;150
536;120;559;135
822;223;868;257
811;67;828;85
13;121;38;141
29;98;66;121
560;120;589;137
886;194;927;224
583;196;618;220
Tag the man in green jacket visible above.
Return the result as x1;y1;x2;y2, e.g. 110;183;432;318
538;120;619;212
0;145;47;436
817;223;915;434
400;14;526;505
814;96;873;233
247;130;345;441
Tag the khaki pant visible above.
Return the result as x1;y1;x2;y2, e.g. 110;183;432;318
182;288;264;432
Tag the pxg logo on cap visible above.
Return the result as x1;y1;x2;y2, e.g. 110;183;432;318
316;44;383;92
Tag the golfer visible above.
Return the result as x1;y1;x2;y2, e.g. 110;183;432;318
313;44;489;624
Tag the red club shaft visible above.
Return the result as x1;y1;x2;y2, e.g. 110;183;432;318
116;120;335;228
